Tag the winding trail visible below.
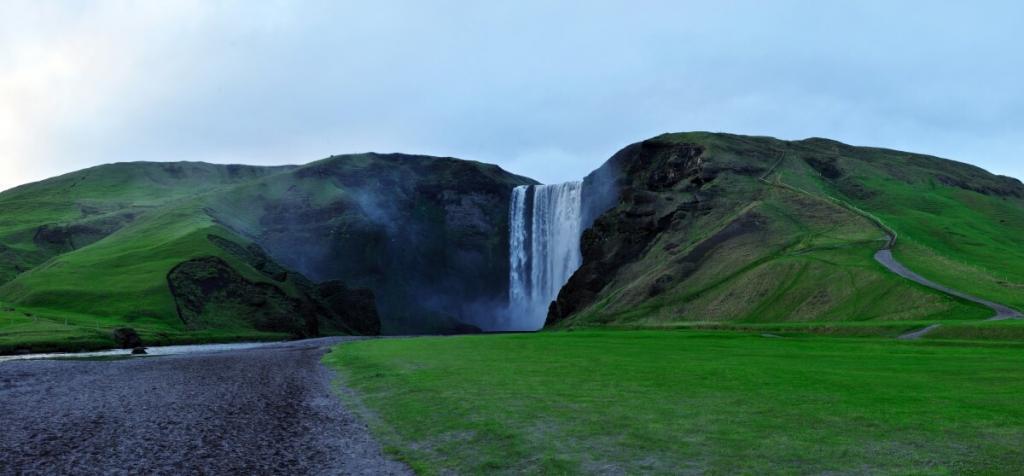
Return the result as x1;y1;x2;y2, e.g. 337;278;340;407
875;243;1022;339
0;337;410;475
875;249;1023;321
760;152;1022;339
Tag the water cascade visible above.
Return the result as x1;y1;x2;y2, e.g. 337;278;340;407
506;182;584;330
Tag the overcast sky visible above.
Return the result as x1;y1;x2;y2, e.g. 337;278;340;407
2;1;1022;191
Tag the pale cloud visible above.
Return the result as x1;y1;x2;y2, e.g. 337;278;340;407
1;1;214;184
1;1;1022;191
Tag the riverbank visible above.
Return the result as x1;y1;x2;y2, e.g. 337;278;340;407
0;302;297;355
0;325;292;356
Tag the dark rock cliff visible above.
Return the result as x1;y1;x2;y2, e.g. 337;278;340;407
547;138;722;325
206;153;537;333
168;236;384;337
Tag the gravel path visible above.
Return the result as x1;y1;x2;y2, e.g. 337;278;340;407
0;337;411;475
875;249;1022;339
875;250;1022;320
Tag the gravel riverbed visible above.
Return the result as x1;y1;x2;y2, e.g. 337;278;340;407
0;337;410;475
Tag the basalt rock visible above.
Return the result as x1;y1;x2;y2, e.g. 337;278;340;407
547;138;712;325
310;280;381;336
166;252;384;337
112;328;143;349
208;234;290;282
211;153;536;333
167;256;317;337
32;212;137;253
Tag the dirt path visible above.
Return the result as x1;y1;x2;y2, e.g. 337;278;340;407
875;249;1022;320
877;247;1021;339
0;337;410;475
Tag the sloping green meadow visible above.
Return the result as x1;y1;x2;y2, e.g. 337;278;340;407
2;133;1020;351
326;330;1024;474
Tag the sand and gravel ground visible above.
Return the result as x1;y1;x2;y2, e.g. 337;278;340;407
0;337;410;475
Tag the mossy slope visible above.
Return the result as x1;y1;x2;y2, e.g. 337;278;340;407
551;133;1022;327
0;154;533;351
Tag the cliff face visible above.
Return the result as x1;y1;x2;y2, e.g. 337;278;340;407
206;153;537;333
547;135;770;325
0;154;535;343
547;132;1024;327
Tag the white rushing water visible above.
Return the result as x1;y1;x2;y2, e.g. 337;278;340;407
508;186;531;314
507;182;584;330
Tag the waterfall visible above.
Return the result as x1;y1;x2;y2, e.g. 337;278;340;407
508;186;530;313
506;182;583;331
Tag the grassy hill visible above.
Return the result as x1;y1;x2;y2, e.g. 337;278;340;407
0;162;292;284
0;155;533;352
550;133;1023;330
2;133;1020;352
792;139;1024;310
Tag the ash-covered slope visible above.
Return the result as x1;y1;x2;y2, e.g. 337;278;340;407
548;132;1024;327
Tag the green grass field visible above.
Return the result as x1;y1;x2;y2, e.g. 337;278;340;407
586;318;1024;340
325;330;1024;474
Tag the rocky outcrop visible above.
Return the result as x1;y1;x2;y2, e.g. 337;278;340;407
32;212;138;253
166;251;385;337
935;174;1023;198
32;225;75;253
112;328;143;349
208;234;290;282
309;280;381;336
801;141;1024;199
167;256;318;337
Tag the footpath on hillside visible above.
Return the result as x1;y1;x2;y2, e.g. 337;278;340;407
758;152;1021;339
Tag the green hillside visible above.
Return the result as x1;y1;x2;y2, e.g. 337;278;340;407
0;155;533;352
0;162;293;284
790;139;1024;310
1;133;1020;352
550;133;1023;329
